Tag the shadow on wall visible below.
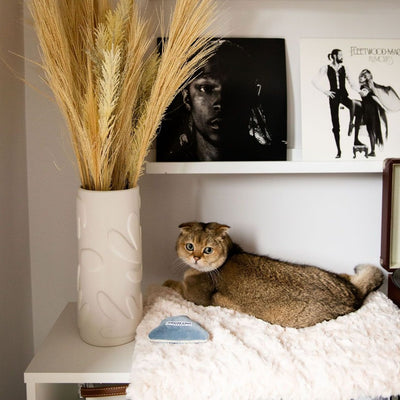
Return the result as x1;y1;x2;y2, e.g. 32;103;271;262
140;174;205;285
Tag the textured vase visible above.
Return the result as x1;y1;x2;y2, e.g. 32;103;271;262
76;187;143;346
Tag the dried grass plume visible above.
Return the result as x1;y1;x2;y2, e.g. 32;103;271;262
29;0;218;190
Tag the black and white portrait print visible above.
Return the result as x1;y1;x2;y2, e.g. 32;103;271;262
301;39;400;161
156;38;287;162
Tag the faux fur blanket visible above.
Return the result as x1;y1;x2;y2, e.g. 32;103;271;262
126;286;400;400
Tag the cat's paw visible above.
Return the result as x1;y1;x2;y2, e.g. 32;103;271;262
163;279;176;287
163;280;182;293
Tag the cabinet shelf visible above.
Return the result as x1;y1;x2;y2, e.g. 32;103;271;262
25;303;134;399
146;160;384;175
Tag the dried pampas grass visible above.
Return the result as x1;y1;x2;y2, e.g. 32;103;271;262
29;0;218;190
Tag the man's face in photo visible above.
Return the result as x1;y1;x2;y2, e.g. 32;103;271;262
184;65;224;144
183;58;251;145
335;50;344;64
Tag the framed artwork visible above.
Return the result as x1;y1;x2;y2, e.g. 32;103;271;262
301;39;400;161
156;38;287;162
381;158;400;306
381;158;400;271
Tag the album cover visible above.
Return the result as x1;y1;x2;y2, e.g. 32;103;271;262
301;38;400;161
156;38;287;162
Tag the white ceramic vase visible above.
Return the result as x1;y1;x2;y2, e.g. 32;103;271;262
76;187;143;346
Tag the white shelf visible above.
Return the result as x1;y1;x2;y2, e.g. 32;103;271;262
146;160;384;175
25;303;134;385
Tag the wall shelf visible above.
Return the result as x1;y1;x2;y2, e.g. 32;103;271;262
146;160;384;175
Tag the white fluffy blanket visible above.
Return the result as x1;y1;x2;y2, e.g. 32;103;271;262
126;286;400;400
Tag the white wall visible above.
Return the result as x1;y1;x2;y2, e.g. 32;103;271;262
140;173;383;286
25;0;399;350
0;1;33;398
24;24;80;351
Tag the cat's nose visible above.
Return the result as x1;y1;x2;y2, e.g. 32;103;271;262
193;256;201;262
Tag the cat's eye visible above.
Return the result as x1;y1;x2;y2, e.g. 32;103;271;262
203;247;213;254
185;243;194;251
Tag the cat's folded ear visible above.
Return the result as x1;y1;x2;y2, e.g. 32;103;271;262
207;222;230;236
178;222;201;233
178;222;230;235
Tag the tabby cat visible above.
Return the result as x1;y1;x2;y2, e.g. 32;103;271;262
164;222;384;328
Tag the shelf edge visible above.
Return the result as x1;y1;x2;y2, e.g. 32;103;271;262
24;372;130;384
145;160;384;175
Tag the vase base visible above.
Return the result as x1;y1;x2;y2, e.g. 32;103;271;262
78;330;136;347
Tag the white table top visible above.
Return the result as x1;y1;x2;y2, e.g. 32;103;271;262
24;303;134;384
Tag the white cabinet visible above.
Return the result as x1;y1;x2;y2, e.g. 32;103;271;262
24;303;134;400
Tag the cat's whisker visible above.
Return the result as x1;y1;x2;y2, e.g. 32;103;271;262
171;257;190;273
208;268;221;286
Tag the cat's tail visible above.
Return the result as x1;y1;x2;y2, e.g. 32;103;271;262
348;264;384;298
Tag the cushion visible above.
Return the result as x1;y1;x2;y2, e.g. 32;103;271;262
126;285;400;400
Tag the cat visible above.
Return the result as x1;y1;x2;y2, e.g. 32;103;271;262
163;222;384;328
